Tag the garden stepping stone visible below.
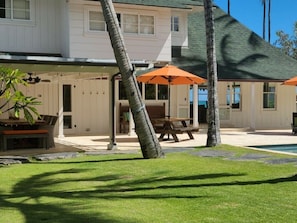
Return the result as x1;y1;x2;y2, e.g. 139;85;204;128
192;149;235;158
0;159;22;166
265;158;297;165
229;153;271;161
34;152;80;161
0;156;30;166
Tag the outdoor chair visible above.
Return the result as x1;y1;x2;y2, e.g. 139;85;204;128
291;112;297;134
120;112;130;133
39;115;58;148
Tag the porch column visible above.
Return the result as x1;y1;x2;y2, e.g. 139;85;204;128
250;83;256;131
127;83;140;136
192;84;199;128
58;77;64;138
107;74;118;150
128;109;136;136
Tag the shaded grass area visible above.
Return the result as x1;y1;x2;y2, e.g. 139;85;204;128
1;145;297;223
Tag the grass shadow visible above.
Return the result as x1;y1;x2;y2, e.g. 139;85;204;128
2;154;297;223
41;157;144;165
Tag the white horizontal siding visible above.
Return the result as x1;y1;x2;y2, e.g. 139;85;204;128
171;11;188;47
219;82;296;130
60;0;70;57
68;3;172;61
0;0;62;54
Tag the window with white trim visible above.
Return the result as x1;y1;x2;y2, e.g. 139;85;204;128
171;16;179;32
122;14;137;33
123;14;154;35
0;0;30;20
158;85;168;100
88;10;155;35
263;82;276;109
226;83;241;109
89;11;106;31
118;82;168;101
140;15;154;34
88;11;121;32
145;84;156;100
118;80;142;100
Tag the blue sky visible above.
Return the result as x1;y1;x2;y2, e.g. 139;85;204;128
214;0;297;44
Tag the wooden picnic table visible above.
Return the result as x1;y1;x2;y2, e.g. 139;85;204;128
152;117;199;142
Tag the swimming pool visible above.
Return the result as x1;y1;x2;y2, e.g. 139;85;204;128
250;144;297;155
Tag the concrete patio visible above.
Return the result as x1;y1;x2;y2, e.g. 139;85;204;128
1;128;297;156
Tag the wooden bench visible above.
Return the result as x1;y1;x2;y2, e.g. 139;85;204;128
1;129;49;151
119;103;166;133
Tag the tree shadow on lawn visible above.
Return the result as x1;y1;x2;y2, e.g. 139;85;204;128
89;173;297;193
1;166;296;223
34;157;144;165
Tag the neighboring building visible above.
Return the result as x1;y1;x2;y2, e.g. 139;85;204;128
174;7;297;130
0;0;296;138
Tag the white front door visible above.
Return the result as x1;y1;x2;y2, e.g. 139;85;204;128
177;85;190;118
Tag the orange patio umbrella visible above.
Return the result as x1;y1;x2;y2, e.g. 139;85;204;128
137;64;206;117
137;65;206;85
283;76;297;86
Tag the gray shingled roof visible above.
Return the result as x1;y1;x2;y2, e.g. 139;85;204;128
173;7;297;81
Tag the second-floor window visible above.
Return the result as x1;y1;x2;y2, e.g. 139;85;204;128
171;16;179;32
89;11;121;32
89;11;106;31
88;10;154;35
0;0;30;20
139;15;154;34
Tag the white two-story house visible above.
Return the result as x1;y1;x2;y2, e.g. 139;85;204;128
0;0;203;137
1;0;297;139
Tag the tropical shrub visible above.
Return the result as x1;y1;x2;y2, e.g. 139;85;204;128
0;66;40;123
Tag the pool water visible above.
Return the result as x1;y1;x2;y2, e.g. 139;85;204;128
251;144;297;154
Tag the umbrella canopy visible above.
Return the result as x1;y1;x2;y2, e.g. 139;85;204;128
283;76;297;86
137;65;206;117
137;65;206;85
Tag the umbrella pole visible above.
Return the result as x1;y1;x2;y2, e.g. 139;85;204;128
167;84;171;140
168;84;171;118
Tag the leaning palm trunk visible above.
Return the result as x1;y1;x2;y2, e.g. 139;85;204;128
203;0;221;146
100;0;163;158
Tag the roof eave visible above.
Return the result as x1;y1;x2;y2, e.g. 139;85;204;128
0;55;152;73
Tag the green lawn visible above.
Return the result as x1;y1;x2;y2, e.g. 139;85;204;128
1;145;297;223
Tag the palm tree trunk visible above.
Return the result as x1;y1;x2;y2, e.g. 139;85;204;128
100;0;163;158
261;0;266;40
268;0;271;43
203;0;221;146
